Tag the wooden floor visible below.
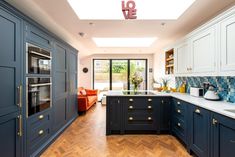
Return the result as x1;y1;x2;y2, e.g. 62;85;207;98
41;103;191;157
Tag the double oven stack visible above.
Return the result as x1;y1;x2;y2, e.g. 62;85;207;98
26;43;52;117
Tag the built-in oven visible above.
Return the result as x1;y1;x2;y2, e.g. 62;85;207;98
27;77;52;117
26;43;51;75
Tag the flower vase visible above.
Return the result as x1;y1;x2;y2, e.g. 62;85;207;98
134;85;138;93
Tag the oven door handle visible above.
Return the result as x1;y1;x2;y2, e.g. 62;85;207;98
29;83;52;87
29;50;51;59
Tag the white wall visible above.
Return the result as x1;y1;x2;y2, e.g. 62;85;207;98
79;54;154;90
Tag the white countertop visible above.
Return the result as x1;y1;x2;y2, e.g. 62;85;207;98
106;90;235;119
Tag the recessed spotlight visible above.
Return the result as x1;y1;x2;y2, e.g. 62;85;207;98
89;22;94;26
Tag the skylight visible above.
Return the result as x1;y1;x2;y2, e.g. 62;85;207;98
67;0;196;20
92;38;157;47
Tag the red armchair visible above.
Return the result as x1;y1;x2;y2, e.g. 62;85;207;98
78;87;99;112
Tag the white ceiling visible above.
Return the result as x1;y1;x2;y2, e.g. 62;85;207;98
7;0;235;59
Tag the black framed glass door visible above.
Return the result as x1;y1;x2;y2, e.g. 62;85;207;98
93;59;147;91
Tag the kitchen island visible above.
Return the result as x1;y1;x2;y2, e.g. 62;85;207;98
106;90;235;157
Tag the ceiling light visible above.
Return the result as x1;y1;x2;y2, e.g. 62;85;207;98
67;0;196;20
92;37;157;47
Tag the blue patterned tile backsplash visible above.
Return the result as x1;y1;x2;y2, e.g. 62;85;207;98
175;76;235;103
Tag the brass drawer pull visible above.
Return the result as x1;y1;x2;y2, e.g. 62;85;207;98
212;118;218;125
148;117;152;120
129;117;133;121
129;106;133;109
177;109;181;113
148;99;152;102
148;106;152;109
177;101;180;105
38;115;44;120
38;130;44;135
129;99;133;102
177;123;181;127
195;109;201;114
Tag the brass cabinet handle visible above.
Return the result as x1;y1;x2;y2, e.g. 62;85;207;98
177;101;181;105
195;109;201;114
148;117;152;120
148;106;152;109
161;100;164;104
177;123;181;127
129;106;133;109
17;115;23;137
177;109;181;113
17;85;22;108
148;99;152;102
38;115;44;120
212;118;218;125
129;99;133;102
38;130;44;135
129;117;133;121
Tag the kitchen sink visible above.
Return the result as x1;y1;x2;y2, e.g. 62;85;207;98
224;109;235;114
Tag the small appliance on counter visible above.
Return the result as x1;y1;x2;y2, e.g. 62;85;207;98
203;85;220;101
190;87;204;97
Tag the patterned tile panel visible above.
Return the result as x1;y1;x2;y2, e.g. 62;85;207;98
175;76;235;103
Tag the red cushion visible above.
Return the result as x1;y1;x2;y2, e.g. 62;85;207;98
87;96;97;104
85;89;97;96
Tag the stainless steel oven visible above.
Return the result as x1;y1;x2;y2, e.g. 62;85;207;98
27;77;52;117
26;43;51;75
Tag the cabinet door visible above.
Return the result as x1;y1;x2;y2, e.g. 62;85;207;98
159;97;171;132
175;41;191;74
189;106;210;157
106;97;122;134
0;8;22;157
211;113;235;157
53;42;68;132
220;14;235;72
191;27;216;73
67;50;78;120
0;112;22;157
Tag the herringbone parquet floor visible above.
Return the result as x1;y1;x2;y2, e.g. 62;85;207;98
41;103;191;157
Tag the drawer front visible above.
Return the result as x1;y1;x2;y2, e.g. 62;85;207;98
125;113;157;131
172;116;186;142
27;122;51;155
28;110;51;130
173;99;185;110
173;105;185;119
127;97;154;110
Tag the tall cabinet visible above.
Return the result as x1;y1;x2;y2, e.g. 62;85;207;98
0;6;23;157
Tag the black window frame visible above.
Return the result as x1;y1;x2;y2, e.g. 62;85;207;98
92;59;148;90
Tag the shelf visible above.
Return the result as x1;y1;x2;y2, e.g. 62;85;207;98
166;57;174;61
166;64;174;68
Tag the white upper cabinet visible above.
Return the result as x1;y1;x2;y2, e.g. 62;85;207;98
190;27;216;74
220;14;235;74
174;41;191;75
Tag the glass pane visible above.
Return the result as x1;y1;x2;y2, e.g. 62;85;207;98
112;60;128;90
130;60;147;90
94;60;110;91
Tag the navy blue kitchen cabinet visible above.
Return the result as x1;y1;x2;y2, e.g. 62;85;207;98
124;97;158;133
53;41;68;132
159;97;171;133
189;105;210;157
211;113;235;157
26;109;52;157
66;50;78;120
171;98;188;145
0;6;23;157
106;97;122;135
25;22;52;50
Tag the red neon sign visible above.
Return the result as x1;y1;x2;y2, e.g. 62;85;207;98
122;0;137;19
